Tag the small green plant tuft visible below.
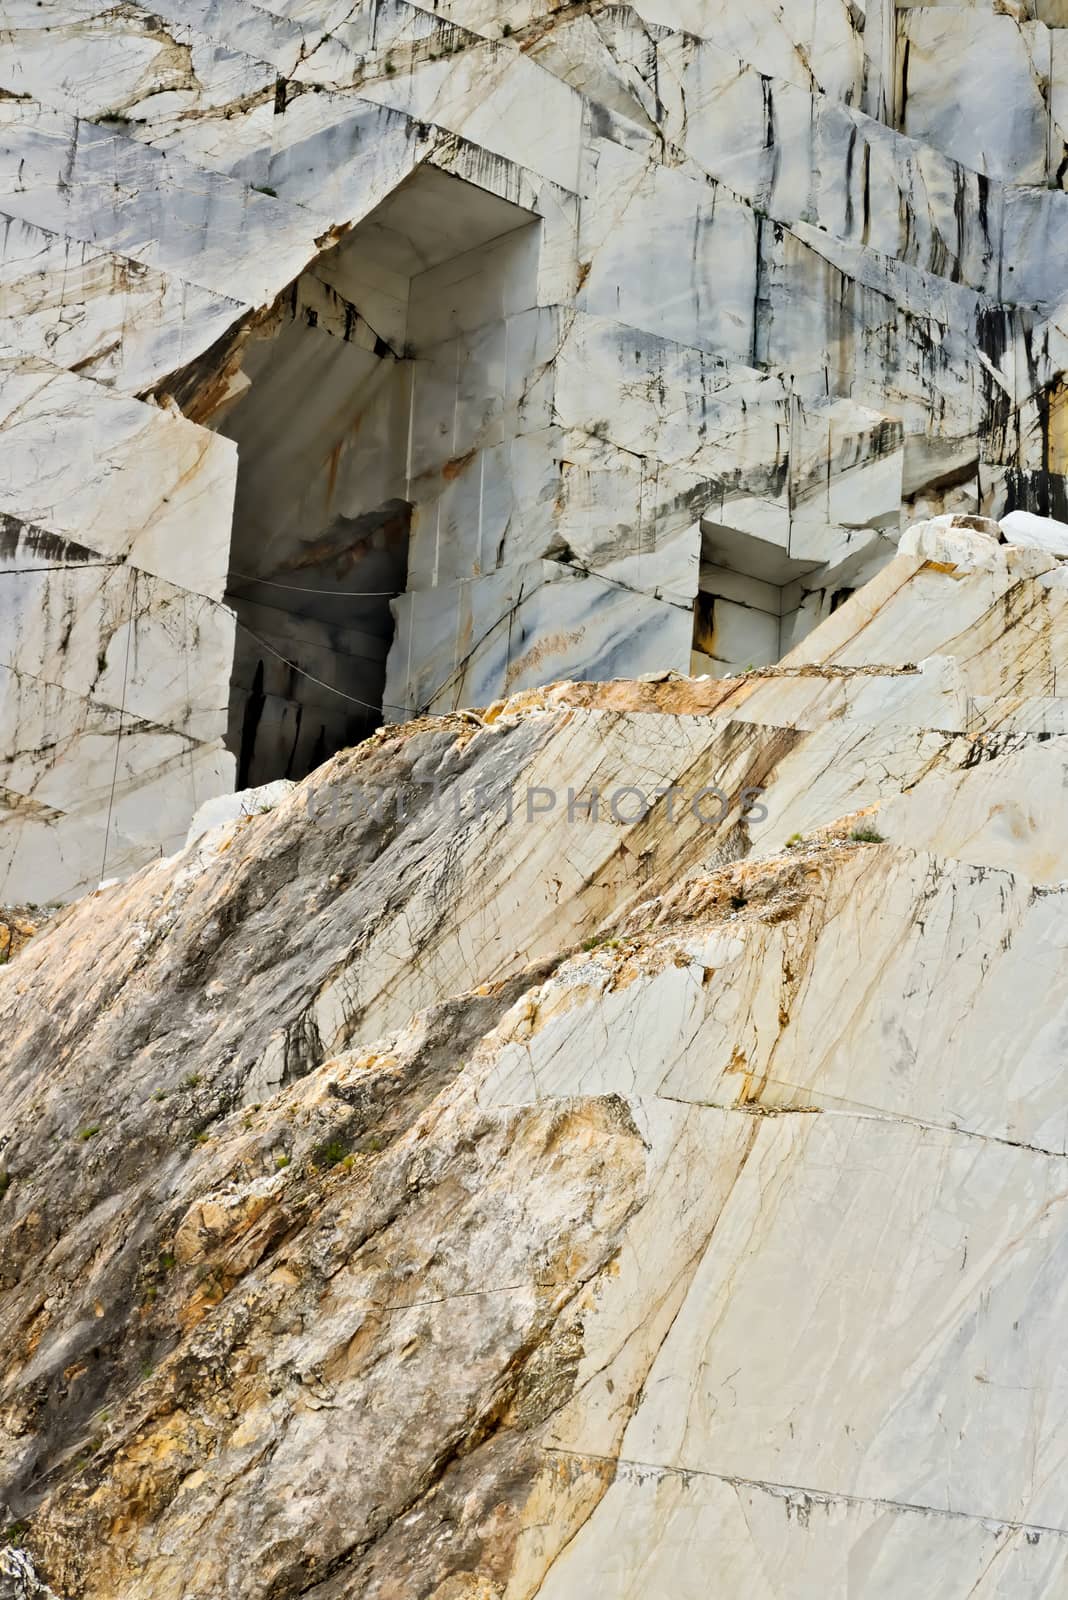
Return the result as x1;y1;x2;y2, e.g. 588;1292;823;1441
252;183;278;197
4;1521;27;1543
192;1131;210;1146
384;57;396;74
181;1073;201;1090
274;1152;291;1170
314;1138;349;1168
785;833;804;849
850;826;885;844
159;1252;176;1271
79;1125;100;1141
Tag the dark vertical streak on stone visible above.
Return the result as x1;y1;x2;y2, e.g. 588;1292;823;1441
237;659;266;790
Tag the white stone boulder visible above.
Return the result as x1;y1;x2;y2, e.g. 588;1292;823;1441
999;509;1068;559
899;513;1004;571
184;779;295;849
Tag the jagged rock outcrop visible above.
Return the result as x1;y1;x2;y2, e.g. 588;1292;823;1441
3;528;1068;1595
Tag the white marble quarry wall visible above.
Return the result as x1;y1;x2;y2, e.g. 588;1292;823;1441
0;513;235;905
3;0;1068;893
0;359;239;903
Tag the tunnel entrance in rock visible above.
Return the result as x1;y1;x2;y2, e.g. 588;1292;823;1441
200;165;539;788
226;498;413;788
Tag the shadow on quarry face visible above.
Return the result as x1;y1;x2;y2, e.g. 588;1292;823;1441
226;498;413;789
166;164;538;787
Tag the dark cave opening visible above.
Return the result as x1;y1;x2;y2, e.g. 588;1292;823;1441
206;164;540;789
224;498;413;790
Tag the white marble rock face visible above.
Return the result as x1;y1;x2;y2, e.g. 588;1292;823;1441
2;0;1068;904
5;543;1068;1594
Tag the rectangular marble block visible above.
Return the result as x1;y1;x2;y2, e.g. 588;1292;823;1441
694;578;781;674
0;357;237;600
355;33;586;191
384;560;693;716
654;26;1002;299
0;101;328;305
576;144;759;361
897;9;1050;184
789;396;905;560
0;211;246;394
0;666;233;903
405;306;559;482
0;518;234;743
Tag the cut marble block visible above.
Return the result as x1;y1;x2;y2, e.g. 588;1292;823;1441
0;357;237;600
354;30;586;191
0;665;233;902
1000;508;1068;558
553;316;791;487
789;397;905;559
0;519;234;743
384;561;694;716
897;9;1050;184
0;746;233;901
1002;187;1068;310
576;143;759;361
629;0;864;103
403;429;562;591
550;438;704;603
1053;31;1068;193
0;101;329;305
654;25;1002;298
0;664;222;821
693;583;781;675
405;306;558;483
0;212;247;394
782;536;1058;672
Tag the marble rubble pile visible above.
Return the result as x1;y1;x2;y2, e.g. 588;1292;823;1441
1;523;1068;1594
5;0;1068;901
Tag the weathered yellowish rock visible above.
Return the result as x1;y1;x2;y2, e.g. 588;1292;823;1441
3;543;1068;1595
